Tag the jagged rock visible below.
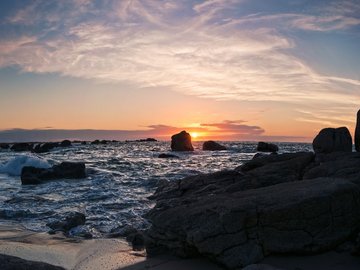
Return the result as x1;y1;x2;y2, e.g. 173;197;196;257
60;140;71;147
0;143;10;149
203;141;227;151
313;127;352;154
257;142;279;152
356;110;360;152
0;254;65;270
158;153;179;158
146;177;360;269
10;143;32;152
21;162;86;185
47;212;85;232
171;131;194;151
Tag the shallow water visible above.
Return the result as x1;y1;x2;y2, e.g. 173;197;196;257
0;141;312;237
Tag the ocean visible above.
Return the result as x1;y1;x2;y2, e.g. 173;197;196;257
0;141;312;237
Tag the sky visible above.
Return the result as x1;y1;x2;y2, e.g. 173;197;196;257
0;0;359;142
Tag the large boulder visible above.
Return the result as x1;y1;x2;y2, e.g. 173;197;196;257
21;162;86;185
32;142;59;153
257;142;279;153
171;131;194;151
146;177;360;269
0;143;10;149
355;110;360;152
312;127;352;154
203;141;227;151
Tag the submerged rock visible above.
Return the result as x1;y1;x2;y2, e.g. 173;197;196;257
47;212;86;233
171;131;194;151
21;162;86;185
145;151;360;269
313;127;352;154
158;153;179;158
256;142;279;152
202;141;227;151
0;254;65;270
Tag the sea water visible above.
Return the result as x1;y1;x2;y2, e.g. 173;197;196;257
0;141;312;236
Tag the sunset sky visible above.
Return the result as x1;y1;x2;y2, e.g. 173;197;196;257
0;0;359;142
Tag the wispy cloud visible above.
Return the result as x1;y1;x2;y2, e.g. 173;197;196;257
0;0;359;128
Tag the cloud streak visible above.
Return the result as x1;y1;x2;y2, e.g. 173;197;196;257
0;0;359;127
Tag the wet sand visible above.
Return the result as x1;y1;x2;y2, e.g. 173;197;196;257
0;224;359;270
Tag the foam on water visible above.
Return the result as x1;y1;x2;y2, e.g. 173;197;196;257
0;155;51;176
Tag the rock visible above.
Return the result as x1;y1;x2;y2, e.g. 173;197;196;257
242;264;284;270
356;110;360;152
353;233;360;256
0;254;65;270
146;177;360;268
47;212;86;233
138;138;157;142
312;127;352;154
32;142;59;153
256;142;279;152
10;143;32;152
171;131;194;151
0;143;10;149
60;140;71;147
21;162;86;185
91;139;100;145
81;141;87;145
202;141;227;151
100;140;108;144
108;225;138;238
129;232;145;251
158;153;179;158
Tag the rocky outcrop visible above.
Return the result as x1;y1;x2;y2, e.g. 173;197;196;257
10;143;33;152
171;131;194;151
356;110;360;152
47;212;86;233
256;142;279;152
32;142;59;153
0;143;10;149
145;151;360;269
203;141;227;151
0;254;65;270
312;127;352;154
21;162;86;185
60;140;72;147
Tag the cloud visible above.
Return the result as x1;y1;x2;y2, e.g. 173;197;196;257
201;120;264;135
0;0;359;112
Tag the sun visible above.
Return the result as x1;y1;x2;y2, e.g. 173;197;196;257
190;132;199;139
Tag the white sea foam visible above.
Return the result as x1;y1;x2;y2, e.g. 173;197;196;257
0;155;51;176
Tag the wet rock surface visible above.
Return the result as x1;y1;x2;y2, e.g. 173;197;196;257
203;141;227;151
21;162;86;185
256;142;279;153
171;130;194;151
145;151;360;269
47;212;86;233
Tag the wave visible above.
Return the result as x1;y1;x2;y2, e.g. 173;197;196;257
0;155;51;176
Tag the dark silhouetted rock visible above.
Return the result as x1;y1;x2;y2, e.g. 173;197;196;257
202;141;227;151
146;177;360;268
356;110;360;152
145;151;360;268
21;162;86;185
91;139;100;145
313;127;352;154
81;141;87;145
129;232;145;251
257;142;279;152
47;212;85;232
0;143;10;149
32;142;59;153
243;265;284;270
60;140;71;147
138;138;157;142
158;153;179;158
100;140;108;144
0;254;65;270
10;143;32;152
171;131;194;151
